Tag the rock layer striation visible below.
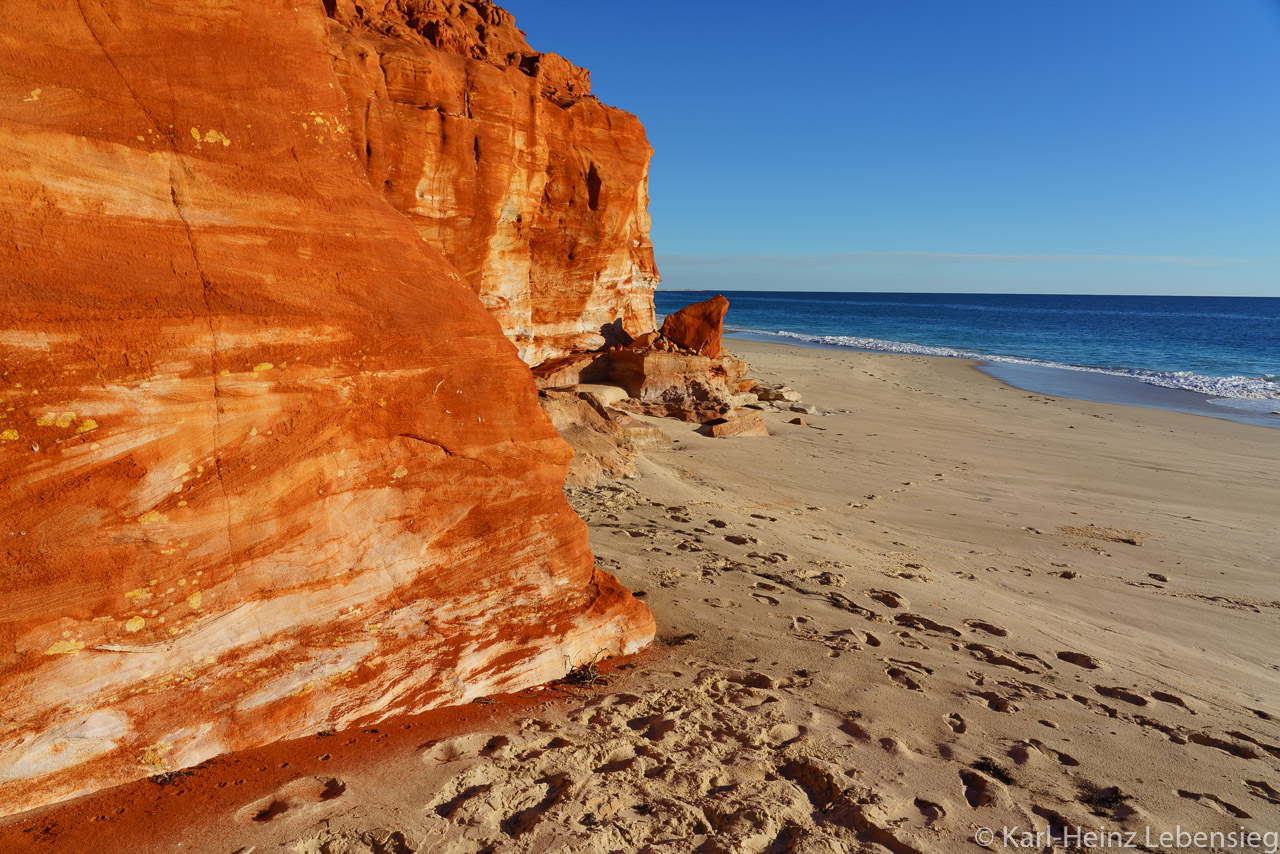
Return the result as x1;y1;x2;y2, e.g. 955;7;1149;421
0;0;652;817
326;0;659;364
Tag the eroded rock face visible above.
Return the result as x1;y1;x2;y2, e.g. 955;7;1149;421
660;295;730;358
701;411;770;438
538;389;671;487
531;349;752;424
0;0;651;817
326;0;659;364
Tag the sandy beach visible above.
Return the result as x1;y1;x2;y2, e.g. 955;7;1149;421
4;338;1278;853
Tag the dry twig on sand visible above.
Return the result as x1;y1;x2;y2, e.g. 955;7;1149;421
556;649;611;690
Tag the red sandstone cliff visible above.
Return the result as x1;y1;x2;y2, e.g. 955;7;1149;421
0;0;652;816
325;0;659;364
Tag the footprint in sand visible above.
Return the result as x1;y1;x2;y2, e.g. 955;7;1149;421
894;631;929;651
888;658;933;675
234;777;346;824
964;619;1008;637
894;613;960;637
959;770;997;808
1225;730;1280;759
885;667;925;692
972;691;1018;713
945;713;967;734
1177;790;1252;819
1094;685;1148;706
965;643;1037;674
1056;651;1100;669
1151;690;1192;712
913;796;947;824
867;589;908;609
1187;731;1262;760
421;732;505;764
1019;651;1055;670
1054;749;1080;766
1245;779;1280;804
1057;524;1145;546
1002;743;1037;769
838;714;872;741
825;592;879;620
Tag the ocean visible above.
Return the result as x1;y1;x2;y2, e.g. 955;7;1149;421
654;291;1280;429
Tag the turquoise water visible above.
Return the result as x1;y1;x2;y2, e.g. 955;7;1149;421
654;290;1280;426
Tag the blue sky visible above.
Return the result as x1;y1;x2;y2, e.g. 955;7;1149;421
503;1;1280;296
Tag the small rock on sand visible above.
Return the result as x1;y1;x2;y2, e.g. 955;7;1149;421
701;411;769;438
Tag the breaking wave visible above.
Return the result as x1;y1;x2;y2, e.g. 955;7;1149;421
732;328;1280;400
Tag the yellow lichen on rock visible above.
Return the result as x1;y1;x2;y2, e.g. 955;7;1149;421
139;742;172;774
45;640;84;655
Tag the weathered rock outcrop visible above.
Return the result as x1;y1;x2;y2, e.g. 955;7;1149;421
325;1;659;364
607;350;753;422
0;0;652;817
700;411;769;438
539;388;671;487
660;295;730;358
533;348;753;424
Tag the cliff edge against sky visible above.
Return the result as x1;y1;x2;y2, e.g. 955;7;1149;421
0;0;654;816
328;0;659;364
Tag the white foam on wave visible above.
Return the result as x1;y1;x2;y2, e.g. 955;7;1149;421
734;328;1280;401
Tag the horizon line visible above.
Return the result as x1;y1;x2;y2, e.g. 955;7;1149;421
653;287;1278;299
656;251;1242;268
